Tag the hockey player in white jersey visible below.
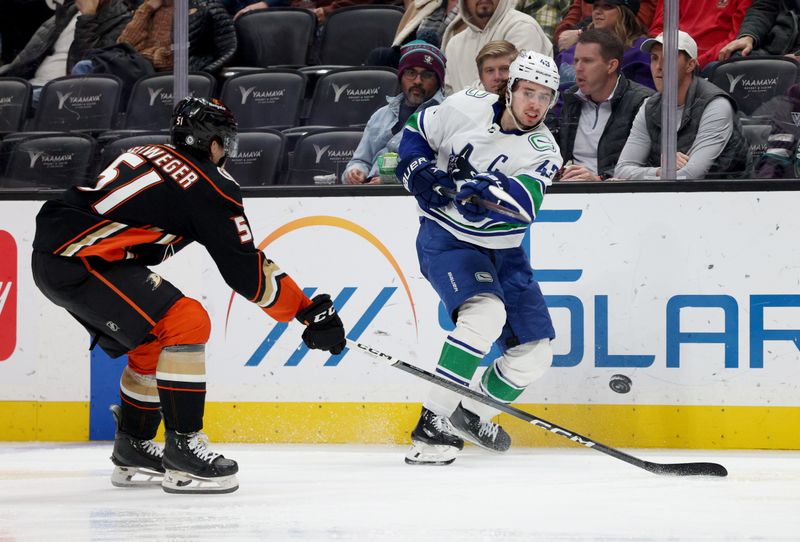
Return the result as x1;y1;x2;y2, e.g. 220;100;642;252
396;50;562;465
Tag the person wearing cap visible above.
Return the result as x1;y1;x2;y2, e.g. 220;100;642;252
649;0;752;69
558;28;653;181
439;0;552;96
342;40;446;184
614;30;750;180
555;0;654;90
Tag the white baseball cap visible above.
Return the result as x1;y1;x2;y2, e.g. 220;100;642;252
641;30;698;60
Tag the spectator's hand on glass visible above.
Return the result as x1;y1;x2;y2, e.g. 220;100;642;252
344;169;367;184
146;0;163;9
235;1;267;20
366;176;382;184
719;36;754;61
75;0;100;15
558;30;581;53
559;164;601;181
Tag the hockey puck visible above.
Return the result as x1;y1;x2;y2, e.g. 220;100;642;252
609;374;632;394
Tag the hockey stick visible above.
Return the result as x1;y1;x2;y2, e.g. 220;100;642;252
434;186;532;224
346;339;728;477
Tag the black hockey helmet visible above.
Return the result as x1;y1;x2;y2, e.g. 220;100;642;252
171;96;238;157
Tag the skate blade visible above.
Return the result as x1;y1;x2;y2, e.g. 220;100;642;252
404;441;458;466
162;469;239;494
111;466;164;487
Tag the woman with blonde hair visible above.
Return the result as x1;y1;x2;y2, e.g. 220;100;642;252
555;0;653;89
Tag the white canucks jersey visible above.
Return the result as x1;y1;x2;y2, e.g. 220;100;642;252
402;88;562;249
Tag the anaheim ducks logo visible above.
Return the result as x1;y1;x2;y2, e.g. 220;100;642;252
146;273;163;291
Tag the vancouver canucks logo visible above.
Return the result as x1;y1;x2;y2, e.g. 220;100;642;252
447;144;479;181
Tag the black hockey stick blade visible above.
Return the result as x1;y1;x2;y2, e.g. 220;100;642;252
346;340;728;478
434;185;532;224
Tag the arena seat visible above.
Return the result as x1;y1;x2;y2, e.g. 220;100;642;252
305;67;397;127
220;69;307;130
0;77;31;134
99;132;171;169
741;123;771;174
708;56;800;117
2;133;96;189
286;127;362;185
121;73;216;131
234;8;316;68
33;75;121;132
318;5;404;66
225;130;286;186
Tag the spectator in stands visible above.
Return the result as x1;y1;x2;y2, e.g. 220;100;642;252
614;31;749;180
393;0;460;46
516;0;570;41
235;0;386;24
555;0;653;89
0;0;130;96
558;29;653;181
440;0;552;95
117;0;236;73
751;83;800;178
474;39;517;92
718;0;800;60
0;0;55;65
554;0;655;53
228;0;290;20
650;0;752;70
366;0;459;69
343;40;446;184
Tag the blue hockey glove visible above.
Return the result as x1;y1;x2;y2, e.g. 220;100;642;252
455;172;514;222
396;156;455;210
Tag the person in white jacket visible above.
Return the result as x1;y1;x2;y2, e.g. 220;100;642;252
441;0;552;95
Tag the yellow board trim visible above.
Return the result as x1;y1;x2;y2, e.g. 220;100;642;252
0;402;88;441
2;402;799;449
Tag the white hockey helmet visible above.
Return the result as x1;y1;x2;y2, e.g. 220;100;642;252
506;50;560;126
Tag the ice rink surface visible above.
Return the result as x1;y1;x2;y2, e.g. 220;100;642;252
0;443;798;542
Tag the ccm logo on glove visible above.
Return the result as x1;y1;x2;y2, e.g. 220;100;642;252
296;294;346;355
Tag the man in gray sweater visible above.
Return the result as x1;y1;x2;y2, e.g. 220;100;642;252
614;31;749;180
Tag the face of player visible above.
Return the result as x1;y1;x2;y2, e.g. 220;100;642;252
466;0;498;24
648;43;696;93
509;80;553;128
479;55;512;94
401;67;440;106
592;1;620;30
574;42;617;98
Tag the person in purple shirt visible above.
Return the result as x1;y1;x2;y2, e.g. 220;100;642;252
555;0;653;90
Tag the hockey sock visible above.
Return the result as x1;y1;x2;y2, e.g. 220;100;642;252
424;337;485;416
465;339;553;420
119;366;161;440
424;293;505;416
156;344;206;433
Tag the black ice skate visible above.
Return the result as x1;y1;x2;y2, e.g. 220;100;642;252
405;407;464;465
449;402;511;453
109;404;165;487
162;430;239;494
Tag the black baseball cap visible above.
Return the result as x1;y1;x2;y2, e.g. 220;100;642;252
586;0;640;15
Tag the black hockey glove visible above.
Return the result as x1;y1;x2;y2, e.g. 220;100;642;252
396;155;455;211
296;294;346;355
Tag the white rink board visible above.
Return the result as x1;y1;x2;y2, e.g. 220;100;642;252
1;192;799;405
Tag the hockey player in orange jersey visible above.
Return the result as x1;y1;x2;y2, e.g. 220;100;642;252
31;97;346;494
